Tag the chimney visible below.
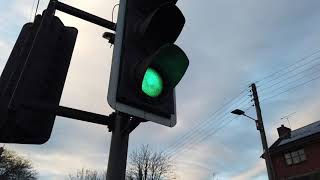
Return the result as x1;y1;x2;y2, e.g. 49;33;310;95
277;125;291;138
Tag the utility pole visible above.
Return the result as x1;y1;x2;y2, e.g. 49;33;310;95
251;83;275;180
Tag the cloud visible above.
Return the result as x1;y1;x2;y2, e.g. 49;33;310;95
0;40;11;72
173;143;217;180
230;160;266;180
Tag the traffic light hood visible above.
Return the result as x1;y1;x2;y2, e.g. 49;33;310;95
139;3;185;52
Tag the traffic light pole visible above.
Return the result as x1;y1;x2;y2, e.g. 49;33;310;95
105;0;142;178
106;112;141;180
106;114;129;180
251;83;275;180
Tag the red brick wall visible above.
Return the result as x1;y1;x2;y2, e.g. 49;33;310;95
271;141;320;179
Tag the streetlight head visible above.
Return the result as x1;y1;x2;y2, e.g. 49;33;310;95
231;109;245;115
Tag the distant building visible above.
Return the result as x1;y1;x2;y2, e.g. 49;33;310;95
265;121;320;180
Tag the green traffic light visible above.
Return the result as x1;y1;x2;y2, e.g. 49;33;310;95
142;68;163;97
147;44;189;90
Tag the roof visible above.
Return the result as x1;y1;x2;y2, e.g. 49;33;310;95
272;120;320;148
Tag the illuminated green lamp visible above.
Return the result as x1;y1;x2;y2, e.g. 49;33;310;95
142;68;163;97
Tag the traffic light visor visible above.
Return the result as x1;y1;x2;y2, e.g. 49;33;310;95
148;44;189;90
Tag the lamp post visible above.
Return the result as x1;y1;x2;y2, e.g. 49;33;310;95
231;109;275;180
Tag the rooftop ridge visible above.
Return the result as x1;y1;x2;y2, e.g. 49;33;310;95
291;120;320;134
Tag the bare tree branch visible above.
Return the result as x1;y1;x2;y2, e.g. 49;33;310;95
67;168;104;180
127;145;174;180
0;147;38;180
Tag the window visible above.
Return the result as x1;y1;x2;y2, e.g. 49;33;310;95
284;149;306;165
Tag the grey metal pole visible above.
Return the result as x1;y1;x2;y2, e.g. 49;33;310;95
106;0;131;178
106;113;130;180
251;83;275;180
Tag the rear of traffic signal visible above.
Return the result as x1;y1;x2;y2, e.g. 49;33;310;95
0;11;78;144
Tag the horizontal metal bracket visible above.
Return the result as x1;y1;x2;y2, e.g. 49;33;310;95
20;102;113;126
50;0;116;31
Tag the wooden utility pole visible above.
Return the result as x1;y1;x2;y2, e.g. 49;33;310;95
251;83;275;180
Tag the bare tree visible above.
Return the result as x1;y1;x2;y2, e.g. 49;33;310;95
67;168;105;180
0;147;38;180
127;145;174;180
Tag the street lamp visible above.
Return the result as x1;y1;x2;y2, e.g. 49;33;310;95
232;109;257;121
231;109;260;129
231;109;256;120
231;109;275;180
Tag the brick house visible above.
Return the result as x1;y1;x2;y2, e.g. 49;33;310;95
266;121;320;180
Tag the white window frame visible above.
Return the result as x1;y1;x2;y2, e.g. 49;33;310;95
284;149;307;165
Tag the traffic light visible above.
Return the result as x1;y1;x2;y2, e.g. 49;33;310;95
0;10;78;144
108;0;189;127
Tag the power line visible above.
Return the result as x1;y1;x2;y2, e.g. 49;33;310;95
170;105;254;160
164;88;250;154
257;55;320;89
258;61;320;95
187;92;249;130
167;96;252;154
256;48;320;85
260;67;320;99
164;92;251;155
260;73;320;103
168;115;236;158
167;102;253;158
166;107;243;156
170;116;236;159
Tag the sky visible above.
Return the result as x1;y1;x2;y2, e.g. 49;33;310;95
1;0;320;179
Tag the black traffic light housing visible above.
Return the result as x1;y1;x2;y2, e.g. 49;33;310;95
0;10;78;144
108;0;189;126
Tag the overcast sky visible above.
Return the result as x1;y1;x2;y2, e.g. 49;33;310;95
1;0;320;179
